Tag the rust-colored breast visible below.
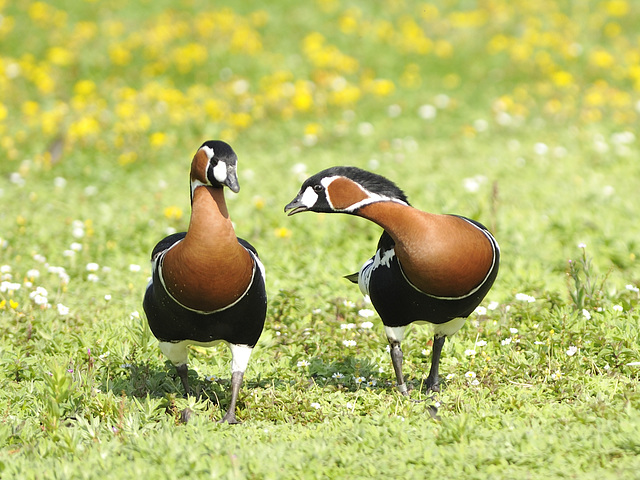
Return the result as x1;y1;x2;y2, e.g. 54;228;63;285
162;239;253;312
395;214;495;297
358;202;495;297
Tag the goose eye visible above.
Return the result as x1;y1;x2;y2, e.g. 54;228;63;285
313;184;323;192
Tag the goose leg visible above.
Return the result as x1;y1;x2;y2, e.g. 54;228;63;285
425;335;446;392
218;343;253;424
390;342;408;395
175;363;191;396
219;371;244;424
385;326;408;395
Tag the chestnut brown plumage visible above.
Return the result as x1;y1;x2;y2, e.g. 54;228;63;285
285;166;499;396
144;140;266;424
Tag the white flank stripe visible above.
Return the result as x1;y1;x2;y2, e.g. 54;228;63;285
384;325;406;343
230;344;253;373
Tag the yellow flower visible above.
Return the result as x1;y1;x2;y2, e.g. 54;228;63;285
400;63;421;88
116;102;136;119
293;81;314;111
220;129;237;142
0;300;5;309
0;14;14;38
41;109;64;135
448;10;487;28
545;98;563;115
551;70;573;88
149;132;167;147
74;80;97;97
420;4;440;21
172;43;208;74
137;113;151;132
253;196;265;210
47;47;74;66
329;84;361;106
442;73;460;89
69;116;100;141
397;18;432;54
0;103;7;122
487;34;510;54
510;42;533;62
304;123;322;136
434;40;453;58
109;44;132;66
604;22;621;37
374;20;394;42
164;206;183;220
118;152;137;166
229;112;252;130
33;66;55;94
585;90;605;107
368;79;395;97
589;49;615;69
28;2;51;22
274;227;292;239
230;25;263;54
105;20;125;37
72;21;98;42
249;10;269;28
204;99;227;121
604;0;629;16
9;299;18;309
339;9;360;34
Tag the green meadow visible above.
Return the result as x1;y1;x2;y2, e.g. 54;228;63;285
1;0;640;477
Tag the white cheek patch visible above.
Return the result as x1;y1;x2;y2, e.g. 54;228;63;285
201;145;215;160
300;186;319;207
213;161;227;183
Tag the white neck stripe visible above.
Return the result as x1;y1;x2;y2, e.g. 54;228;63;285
321;176;408;212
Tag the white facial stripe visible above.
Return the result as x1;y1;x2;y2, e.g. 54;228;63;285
300;186;319;207
319;176;340;209
320;176;338;188
201;145;214;160
213;161;227;183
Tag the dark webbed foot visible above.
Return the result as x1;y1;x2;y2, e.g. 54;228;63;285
424;376;441;393
179;407;194;424
218;412;241;424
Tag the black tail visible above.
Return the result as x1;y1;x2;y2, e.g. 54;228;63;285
344;272;359;284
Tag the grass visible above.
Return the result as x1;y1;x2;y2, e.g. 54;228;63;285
1;0;640;478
